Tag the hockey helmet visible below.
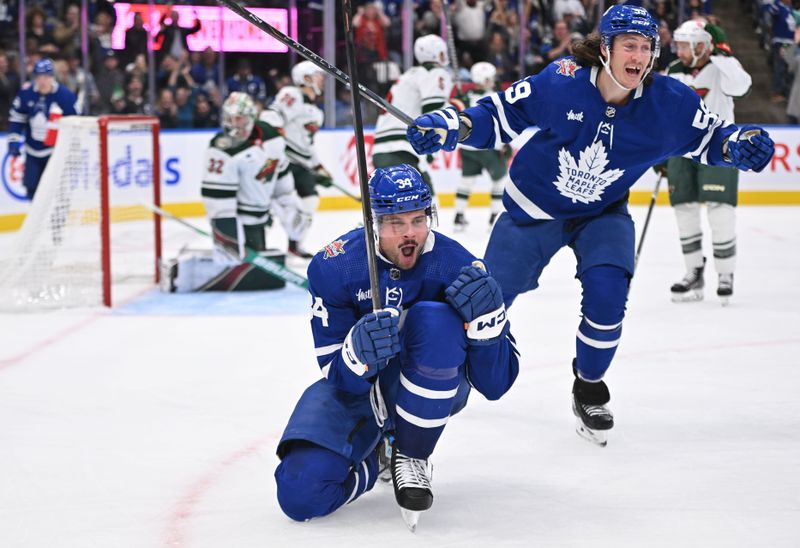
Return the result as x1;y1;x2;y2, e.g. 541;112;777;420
414;34;449;66
369;164;433;217
222;92;257;144
291;60;325;95
33;58;55;77
673;20;713;67
599;5;660;58
470;62;497;89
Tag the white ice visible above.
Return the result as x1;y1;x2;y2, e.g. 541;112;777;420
1;205;799;548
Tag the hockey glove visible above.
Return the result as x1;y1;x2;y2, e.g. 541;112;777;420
7;141;21;157
406;106;461;154
726;126;774;172
313;165;333;188
445;263;507;345
341;308;401;378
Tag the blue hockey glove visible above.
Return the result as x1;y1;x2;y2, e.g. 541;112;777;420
341;308;401;378
7;141;21;157
726;126;774;172
445;263;507;345
406;106;461;154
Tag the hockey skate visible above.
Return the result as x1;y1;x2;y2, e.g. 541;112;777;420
670;257;706;302
453;213;468;232
376;434;393;483
572;376;614;447
391;444;433;532
717;273;734;306
489;212;498;227
287;240;314;259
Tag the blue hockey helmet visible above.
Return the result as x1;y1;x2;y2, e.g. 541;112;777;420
599;5;660;57
33;58;55;77
369;164;433;217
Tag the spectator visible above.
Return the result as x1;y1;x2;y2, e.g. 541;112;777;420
192;92;219;128
656;19;678;72
109;87;128;115
786;44;800;124
53;3;81;59
416;0;444;37
0;1;18;50
453;0;490;63
540;20;573;62
27;7;58;55
125;53;149;83
63;53;100;114
226;58;268;108
354;3;390;63
156;54;191;90
0;50;21;131
156;9;201;65
89;11;114;70
173;85;196;128
486;30;514;81
552;0;586;24
763;0;796;102
124;75;151;115
124;12;149;67
190;46;221;92
155;88;178;128
95;50;125;114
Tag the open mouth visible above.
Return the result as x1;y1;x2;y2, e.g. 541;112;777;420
400;242;417;258
625;66;642;78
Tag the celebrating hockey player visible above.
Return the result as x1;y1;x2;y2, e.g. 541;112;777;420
161;92;309;292
371;34;452;193
260;60;332;259
8;58;79;199
663;20;752;305
406;5;775;447
453;61;511;231
274;165;519;530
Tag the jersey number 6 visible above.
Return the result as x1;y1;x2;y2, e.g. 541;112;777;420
504;81;531;105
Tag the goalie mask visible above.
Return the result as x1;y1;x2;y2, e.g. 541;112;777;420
470;62;497;90
673;20;713;68
222;92;256;145
414;35;449;66
598;5;660;91
291;61;325;96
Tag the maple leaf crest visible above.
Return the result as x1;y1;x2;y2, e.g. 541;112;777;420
553;141;625;204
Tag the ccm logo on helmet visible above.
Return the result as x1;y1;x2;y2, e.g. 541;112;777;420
397;194;421;202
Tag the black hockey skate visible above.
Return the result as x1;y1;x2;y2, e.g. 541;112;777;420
572;374;614;447
489;212;498;227
391;444;433;532
288;240;314;259
453;213;468;232
671;257;706;302
717;273;734;306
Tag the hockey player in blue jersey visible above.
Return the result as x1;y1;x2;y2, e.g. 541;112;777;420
406;5;775;447
274;165;519;529
8;58;79;199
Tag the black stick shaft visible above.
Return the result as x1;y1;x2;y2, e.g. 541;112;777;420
216;0;414;126
343;0;382;312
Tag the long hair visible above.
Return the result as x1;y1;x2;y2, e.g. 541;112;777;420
572;31;655;86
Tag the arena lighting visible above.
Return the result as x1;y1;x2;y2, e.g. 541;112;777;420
111;3;294;53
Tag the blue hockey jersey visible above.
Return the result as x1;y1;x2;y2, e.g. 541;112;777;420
308;227;519;399
462;59;739;222
9;82;79;158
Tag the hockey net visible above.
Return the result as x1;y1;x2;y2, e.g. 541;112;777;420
0;115;161;310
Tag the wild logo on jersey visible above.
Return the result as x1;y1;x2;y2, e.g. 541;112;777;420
256;158;279;181
554;140;624;204
323;239;348;259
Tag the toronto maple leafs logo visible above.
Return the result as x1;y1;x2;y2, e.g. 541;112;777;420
554;141;624;204
555;58;579;78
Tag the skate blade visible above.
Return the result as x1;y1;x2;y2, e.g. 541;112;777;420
719;296;731;307
400;508;421;532
671;290;703;303
453;225;467;233
575;418;608;447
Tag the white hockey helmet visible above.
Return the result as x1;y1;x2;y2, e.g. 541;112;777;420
222;92;257;145
470;62;496;89
673;20;713;67
291;60;325;95
414;34;449;66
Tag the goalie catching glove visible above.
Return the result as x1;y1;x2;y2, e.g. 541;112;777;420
406;106;461;154
341;308;401;378
445;263;507;345
725;125;774;172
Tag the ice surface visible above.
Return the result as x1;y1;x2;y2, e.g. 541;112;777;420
1;205;798;547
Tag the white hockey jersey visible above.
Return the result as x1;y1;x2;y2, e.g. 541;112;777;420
373;64;453;156
260;86;323;169
201;120;291;226
666;54;751;121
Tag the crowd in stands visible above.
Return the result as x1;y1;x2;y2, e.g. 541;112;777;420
1;0;799;132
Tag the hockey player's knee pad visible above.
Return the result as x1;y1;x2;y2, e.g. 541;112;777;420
402;302;467;375
580;265;629;327
275;442;373;521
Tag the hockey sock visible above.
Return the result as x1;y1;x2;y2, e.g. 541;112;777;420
455;176;477;215
575;265;628;381
707;202;736;275
674;202;704;270
490;176;506;215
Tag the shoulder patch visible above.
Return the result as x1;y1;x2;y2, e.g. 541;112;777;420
322;239;348;259
555;58;580;78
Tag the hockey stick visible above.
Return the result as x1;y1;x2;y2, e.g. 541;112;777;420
329;179;362;202
142;203;309;290
343;0;382;312
440;0;462;94
633;173;664;272
215;0;414;126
